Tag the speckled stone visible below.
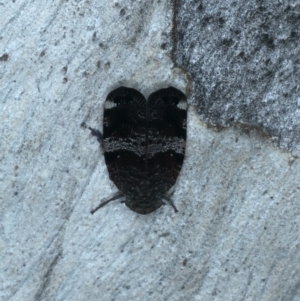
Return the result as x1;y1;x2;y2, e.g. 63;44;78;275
173;0;300;157
1;1;299;301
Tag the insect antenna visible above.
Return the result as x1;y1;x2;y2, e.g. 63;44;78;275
91;193;124;214
162;196;179;213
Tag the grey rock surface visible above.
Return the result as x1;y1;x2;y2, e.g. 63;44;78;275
174;0;300;157
1;1;299;301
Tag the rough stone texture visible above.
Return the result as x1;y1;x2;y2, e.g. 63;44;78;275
1;1;299;301
173;0;300;157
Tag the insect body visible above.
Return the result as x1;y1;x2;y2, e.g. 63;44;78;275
88;86;187;214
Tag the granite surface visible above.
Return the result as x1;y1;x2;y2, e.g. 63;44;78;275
173;0;300;157
1;1;299;301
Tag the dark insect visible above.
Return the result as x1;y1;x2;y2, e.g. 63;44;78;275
87;86;187;214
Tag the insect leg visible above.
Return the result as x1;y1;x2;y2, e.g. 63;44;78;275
88;126;103;147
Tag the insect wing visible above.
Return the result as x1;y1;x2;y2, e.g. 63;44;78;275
103;87;147;193
146;87;187;196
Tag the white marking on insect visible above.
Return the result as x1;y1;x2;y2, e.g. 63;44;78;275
177;100;187;110
105;100;117;109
